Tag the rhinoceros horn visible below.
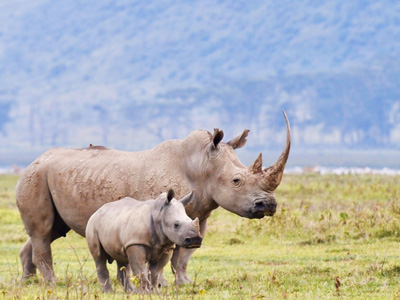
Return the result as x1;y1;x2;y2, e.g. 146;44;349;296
249;152;263;174
249;110;291;190
192;217;200;232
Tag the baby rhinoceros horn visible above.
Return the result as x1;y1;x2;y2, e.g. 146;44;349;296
193;217;200;232
182;217;202;249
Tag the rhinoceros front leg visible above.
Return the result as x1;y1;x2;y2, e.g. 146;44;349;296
149;250;173;288
171;218;207;285
126;245;151;293
171;246;196;285
116;262;134;293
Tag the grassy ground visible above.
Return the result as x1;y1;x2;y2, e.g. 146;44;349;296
1;173;400;299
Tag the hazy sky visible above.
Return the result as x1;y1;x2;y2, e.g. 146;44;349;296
1;1;400;166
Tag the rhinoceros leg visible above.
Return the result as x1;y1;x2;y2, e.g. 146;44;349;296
94;258;112;292
86;234;113;292
171;246;195;285
126;245;150;293
30;234;56;283
17;170;62;283
22;212;57;283
116;262;134;292
171;218;208;285
20;238;37;280
20;230;65;281
149;251;172;288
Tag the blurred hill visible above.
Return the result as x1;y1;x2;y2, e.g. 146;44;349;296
1;1;400;167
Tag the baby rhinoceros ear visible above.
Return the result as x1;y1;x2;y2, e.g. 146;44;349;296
167;189;175;204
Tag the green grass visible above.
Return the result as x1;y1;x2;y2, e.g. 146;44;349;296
1;174;400;299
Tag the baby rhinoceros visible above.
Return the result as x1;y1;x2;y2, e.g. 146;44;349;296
86;189;202;293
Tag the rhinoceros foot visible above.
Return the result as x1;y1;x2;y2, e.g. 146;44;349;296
174;274;192;286
157;275;169;288
101;286;113;293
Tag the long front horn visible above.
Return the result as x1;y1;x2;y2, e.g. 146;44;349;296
262;110;291;190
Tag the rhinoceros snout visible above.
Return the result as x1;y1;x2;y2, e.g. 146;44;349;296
251;200;276;218
264;202;277;216
182;236;203;249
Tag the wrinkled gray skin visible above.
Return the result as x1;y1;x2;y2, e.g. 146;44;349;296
86;190;202;293
16;111;291;285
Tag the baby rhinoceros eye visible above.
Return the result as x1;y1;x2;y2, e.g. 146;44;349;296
174;222;181;230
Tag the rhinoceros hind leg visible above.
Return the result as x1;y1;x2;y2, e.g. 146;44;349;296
117;262;134;293
17;170;64;283
20;238;37;281
20;228;69;283
95;258;112;292
87;241;112;292
30;233;57;283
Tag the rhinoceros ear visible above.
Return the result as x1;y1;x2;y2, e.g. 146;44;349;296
167;189;175;204
180;190;195;207
227;129;249;149
211;128;224;148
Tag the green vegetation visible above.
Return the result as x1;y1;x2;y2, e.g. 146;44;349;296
1;174;400;299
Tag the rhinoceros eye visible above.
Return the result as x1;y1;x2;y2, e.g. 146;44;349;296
174;222;181;230
233;178;240;184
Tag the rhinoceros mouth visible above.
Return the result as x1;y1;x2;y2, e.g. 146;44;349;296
182;244;202;249
250;210;266;219
181;236;203;249
264;211;275;217
249;210;275;219
250;198;276;218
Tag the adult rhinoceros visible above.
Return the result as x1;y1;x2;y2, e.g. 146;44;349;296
16;111;291;285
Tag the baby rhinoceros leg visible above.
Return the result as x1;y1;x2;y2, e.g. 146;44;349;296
126;245;151;293
117;262;134;293
94;255;112;292
149;251;173;289
86;233;113;292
